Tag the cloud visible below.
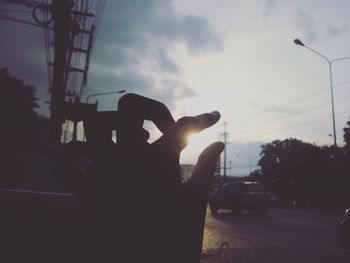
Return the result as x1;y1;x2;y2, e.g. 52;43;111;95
96;0;222;58
326;25;347;37
151;46;179;73
293;9;348;45
294;9;318;43
86;64;195;112
86;64;154;109
89;0;221;108
156;79;196;109
178;15;221;53
262;0;278;19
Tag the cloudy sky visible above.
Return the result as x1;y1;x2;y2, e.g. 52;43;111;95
1;0;350;175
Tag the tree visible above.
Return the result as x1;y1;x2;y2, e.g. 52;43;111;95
258;138;327;207
0;68;45;137
258;136;350;210
343;117;350;149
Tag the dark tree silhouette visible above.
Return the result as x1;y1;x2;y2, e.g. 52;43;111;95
258;136;350;210
0;68;45;137
343;117;350;149
259;138;327;207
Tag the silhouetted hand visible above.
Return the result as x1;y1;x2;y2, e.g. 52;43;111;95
83;94;224;263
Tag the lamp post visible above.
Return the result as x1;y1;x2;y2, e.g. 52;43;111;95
236;154;252;174
86;89;126;104
294;38;350;148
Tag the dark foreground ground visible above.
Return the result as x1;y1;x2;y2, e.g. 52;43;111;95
1;190;350;263
202;208;350;262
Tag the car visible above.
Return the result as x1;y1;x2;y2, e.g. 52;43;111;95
0;136;65;192
0;136;93;196
208;181;270;216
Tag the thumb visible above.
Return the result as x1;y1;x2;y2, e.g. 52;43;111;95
185;142;225;198
180;142;224;262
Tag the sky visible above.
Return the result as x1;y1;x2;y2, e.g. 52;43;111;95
1;0;350;176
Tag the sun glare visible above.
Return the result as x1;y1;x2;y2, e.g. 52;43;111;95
180;128;220;165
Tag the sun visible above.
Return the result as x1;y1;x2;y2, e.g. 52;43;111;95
180;128;220;165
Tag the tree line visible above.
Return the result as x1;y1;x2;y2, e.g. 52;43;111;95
249;121;350;210
0;68;47;138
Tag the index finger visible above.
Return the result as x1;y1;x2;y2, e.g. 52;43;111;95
156;111;221;153
117;93;175;146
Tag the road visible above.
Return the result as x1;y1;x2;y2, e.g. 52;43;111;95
1;191;350;262
201;208;350;263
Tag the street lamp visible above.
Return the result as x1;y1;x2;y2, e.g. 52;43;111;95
294;38;350;148
236;154;252;174
86;89;126;104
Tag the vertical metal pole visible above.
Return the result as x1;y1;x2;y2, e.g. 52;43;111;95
223;122;227;181
63;120;68;143
229;161;232;176
73;121;78;141
49;0;70;143
249;159;252;174
329;62;337;148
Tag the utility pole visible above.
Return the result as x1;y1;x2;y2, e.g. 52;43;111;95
229;161;232;176
222;121;229;182
49;0;71;143
0;1;103;143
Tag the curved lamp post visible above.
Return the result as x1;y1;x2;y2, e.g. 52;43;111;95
86;89;126;104
294;38;350;148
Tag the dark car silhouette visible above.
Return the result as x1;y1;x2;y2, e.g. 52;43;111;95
209;181;270;216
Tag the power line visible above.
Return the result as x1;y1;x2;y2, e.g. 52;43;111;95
233;95;350;142
237;79;350;123
76;0;88;97
42;0;51;93
235;109;350;142
264;94;350;124
94;0;105;39
0;13;52;28
232;90;350;142
0;9;31;13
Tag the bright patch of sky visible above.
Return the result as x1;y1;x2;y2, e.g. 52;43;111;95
170;0;350;174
